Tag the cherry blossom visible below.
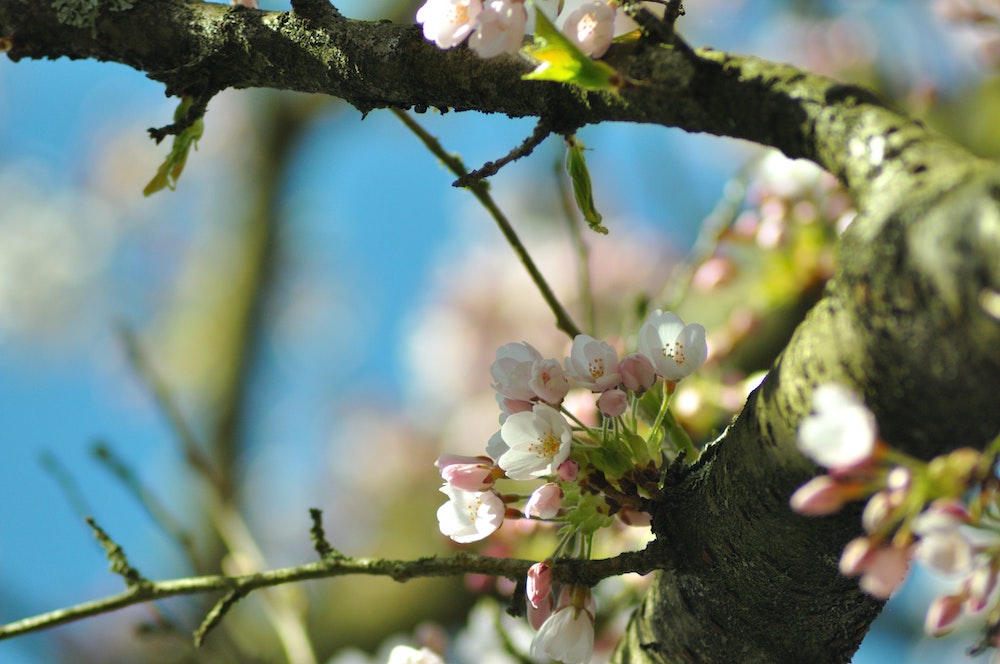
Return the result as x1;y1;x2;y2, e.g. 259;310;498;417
491;341;544;402
387;645;446;664
416;0;483;49
469;0;528;58
558;1;616;58
789;475;861;516
557;458;580;482
913;506;975;575
797;383;877;470
527;560;553;608
839;536;911;599
530;357;571;404
637;310;708;382
436;453;499;492
565;334;621;392
498;403;573;480
596;388;628;417
530;586;596;664
619;352;656;394
525;482;563;518
925;593;965;636
436;484;505;543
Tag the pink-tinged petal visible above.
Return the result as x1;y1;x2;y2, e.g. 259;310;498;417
527;560;553;608
596;388;628;418
858;545;911;599
530;358;571;404
469;0;527;58
525;482;563;518
924;594;965;637
619;353;656;394
790;475;847;515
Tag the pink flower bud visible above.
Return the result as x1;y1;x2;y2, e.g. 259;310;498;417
857;544;911;599
527;591;554;630
556;459;579;482
597;388;628;418
924;594;965;636
527;560;553;609
789;475;850;516
525;483;563;519
619;353;656;395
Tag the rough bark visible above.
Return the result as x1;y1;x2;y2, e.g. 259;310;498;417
3;1;1000;662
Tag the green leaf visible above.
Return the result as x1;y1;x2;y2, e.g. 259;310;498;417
522;7;623;93
144;98;204;197
565;136;608;234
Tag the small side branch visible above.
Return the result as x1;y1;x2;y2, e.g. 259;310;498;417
0;548;660;641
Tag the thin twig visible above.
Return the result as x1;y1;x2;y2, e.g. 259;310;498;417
91;441;203;570
116;324;227;494
0;548;658;641
392;109;583;339
454;119;554;186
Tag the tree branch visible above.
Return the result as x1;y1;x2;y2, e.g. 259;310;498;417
0;548;658;641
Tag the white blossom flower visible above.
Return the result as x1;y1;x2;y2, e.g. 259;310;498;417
637;310;708;382
387;645;446;664
469;0;527;58
416;0;483;49
565;334;621;392
436;484;505;543
530;587;596;664
491;341;543;402
558;0;615;57
530;357;571;404
498;403;573;480
797;383;877;469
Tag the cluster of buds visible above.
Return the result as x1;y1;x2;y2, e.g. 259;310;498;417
435;309;707;663
791;383;1000;652
416;0;657;60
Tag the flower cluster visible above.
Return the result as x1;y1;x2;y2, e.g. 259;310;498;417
435;309;707;663
416;0;651;59
791;383;1000;654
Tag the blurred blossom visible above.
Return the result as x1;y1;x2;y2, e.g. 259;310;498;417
0;167;123;344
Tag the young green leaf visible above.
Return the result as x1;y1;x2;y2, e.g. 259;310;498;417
565;135;608;234
522;7;623;93
144;97;204;197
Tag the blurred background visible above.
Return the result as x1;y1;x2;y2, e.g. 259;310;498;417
1;0;999;662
